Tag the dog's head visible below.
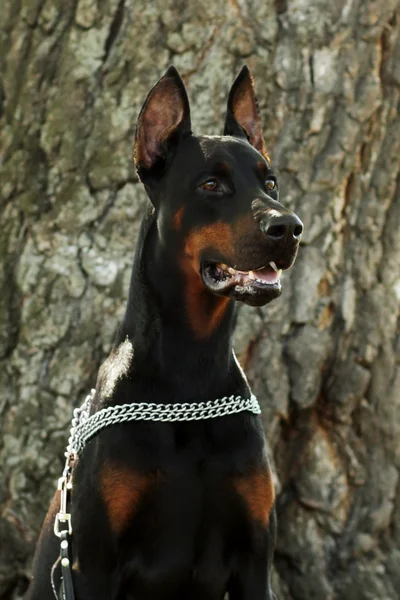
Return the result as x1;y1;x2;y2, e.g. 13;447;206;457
134;66;303;308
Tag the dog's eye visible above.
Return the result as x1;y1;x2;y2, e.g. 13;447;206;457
265;178;277;192
200;179;221;193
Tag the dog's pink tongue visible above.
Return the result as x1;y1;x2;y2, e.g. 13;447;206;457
251;266;281;284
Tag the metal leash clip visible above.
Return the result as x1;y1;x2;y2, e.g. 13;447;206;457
54;454;74;538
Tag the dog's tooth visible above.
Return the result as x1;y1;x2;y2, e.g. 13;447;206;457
248;270;256;280
277;269;282;278
269;261;278;272
228;267;236;275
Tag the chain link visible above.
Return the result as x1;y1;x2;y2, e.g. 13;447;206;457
66;390;261;456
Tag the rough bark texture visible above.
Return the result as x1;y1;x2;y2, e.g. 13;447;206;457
1;1;399;598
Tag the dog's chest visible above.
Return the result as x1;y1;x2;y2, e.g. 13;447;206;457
101;418;272;598
96;417;270;539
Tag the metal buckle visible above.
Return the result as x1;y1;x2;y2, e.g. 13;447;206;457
54;473;73;537
54;512;72;537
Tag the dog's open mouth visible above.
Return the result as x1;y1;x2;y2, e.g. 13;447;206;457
201;260;283;298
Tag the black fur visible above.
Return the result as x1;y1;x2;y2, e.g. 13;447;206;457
26;66;303;600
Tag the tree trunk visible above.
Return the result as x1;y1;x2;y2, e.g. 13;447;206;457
1;1;399;598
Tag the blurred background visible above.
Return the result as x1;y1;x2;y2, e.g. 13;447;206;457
0;1;399;598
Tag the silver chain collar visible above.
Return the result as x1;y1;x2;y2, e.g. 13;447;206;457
54;390;260;542
66;389;261;457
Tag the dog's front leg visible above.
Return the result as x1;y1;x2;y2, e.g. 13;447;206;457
68;498;118;600
69;567;114;600
228;508;277;600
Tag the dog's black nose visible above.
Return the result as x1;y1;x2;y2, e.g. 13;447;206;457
262;213;303;242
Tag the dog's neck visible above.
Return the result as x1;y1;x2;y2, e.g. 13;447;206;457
111;210;250;404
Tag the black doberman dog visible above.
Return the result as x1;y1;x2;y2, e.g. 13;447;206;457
26;66;303;600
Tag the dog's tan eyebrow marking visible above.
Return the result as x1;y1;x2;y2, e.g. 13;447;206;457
213;161;231;175
258;160;269;173
232;467;275;527
258;160;266;172
97;338;134;399
196;161;232;182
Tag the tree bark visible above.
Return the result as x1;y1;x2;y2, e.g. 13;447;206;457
1;1;399;598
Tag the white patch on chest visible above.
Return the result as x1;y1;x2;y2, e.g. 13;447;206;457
98;338;134;399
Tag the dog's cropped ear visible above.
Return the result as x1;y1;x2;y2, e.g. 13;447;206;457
224;66;268;160
134;66;192;181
